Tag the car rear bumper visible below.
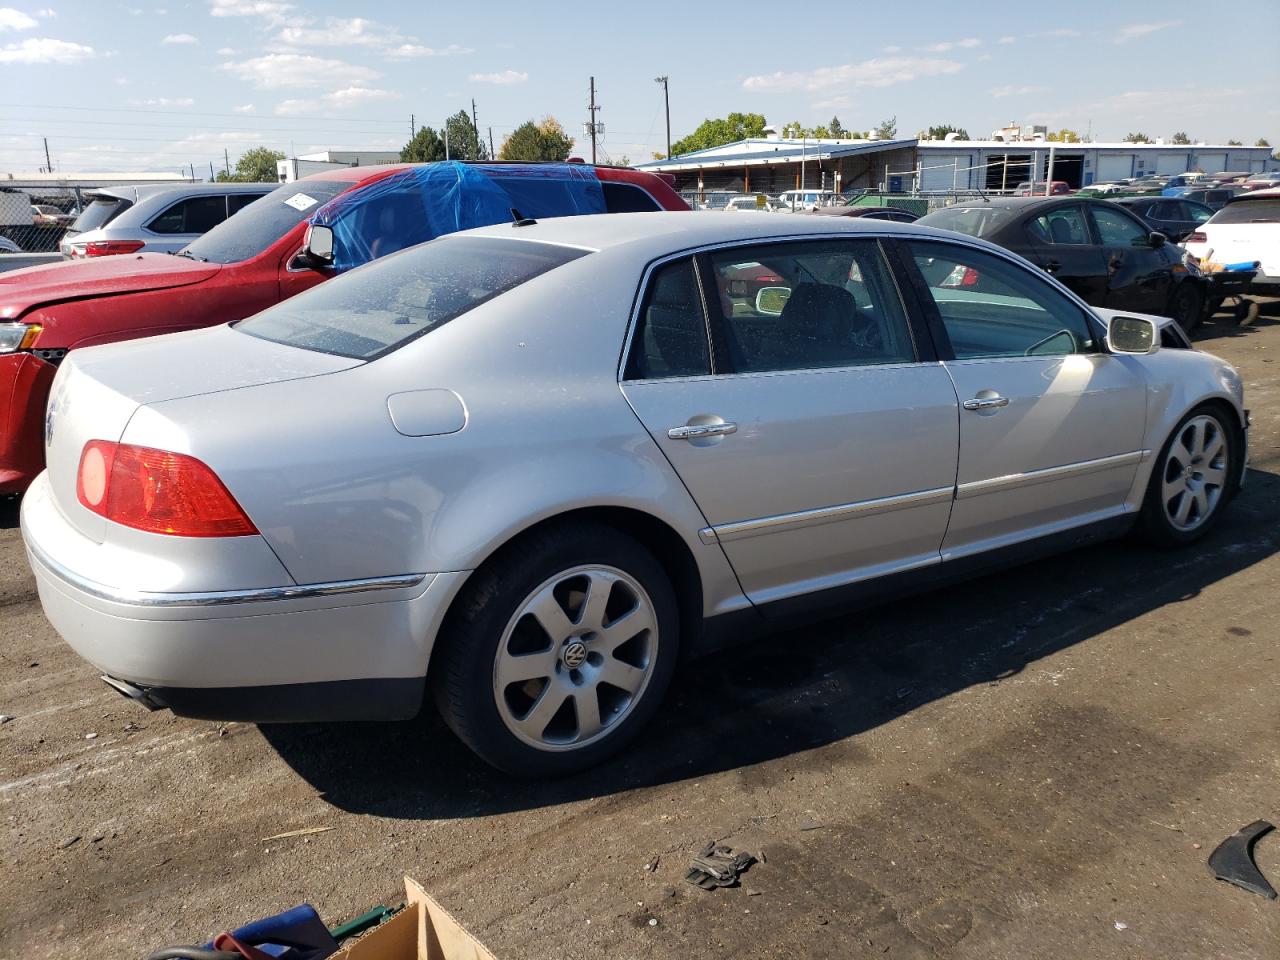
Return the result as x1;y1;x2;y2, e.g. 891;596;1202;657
0;352;55;494
20;482;470;721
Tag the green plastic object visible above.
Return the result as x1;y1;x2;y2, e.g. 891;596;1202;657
328;905;401;943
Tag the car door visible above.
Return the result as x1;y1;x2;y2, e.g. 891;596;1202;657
1022;203;1109;305
902;239;1147;560
621;239;960;608
1088;201;1175;313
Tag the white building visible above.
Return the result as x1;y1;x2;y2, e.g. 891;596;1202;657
276;150;402;183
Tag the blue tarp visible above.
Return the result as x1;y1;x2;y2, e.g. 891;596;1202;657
311;161;607;271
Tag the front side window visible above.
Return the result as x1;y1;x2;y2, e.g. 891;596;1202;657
1027;205;1090;245
148;196;226;235
625;258;711;379
706;239;915;373
1090;204;1151;246
908;240;1097;359
237;236;588;359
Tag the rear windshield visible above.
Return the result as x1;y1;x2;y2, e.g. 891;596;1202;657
180;179;349;264
917;205;1019;237
1209;198;1280;225
236;235;589;359
71;196;130;232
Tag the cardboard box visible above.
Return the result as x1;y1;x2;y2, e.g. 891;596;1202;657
334;877;497;960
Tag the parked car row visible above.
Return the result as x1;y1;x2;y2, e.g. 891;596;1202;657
18;209;1247;776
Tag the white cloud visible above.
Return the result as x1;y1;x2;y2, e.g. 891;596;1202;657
161;33;197;44
0;8;36;30
274;86;398;114
233;102;255;113
1113;19;1182;43
208;0;292;24
277;16;390;47
989;84;1046;98
743;57;964;93
0;35;93;63
386;42;471;58
220;52;377;89
129;96;195;106
921;37;980;52
977;53;992;61
997;35;1016;44
811;95;853;110
35;7;54;16
1036;28;1080;38
469;69;526;85
216;46;234;54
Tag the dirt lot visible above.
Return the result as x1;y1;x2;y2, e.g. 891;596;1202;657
2;303;1278;960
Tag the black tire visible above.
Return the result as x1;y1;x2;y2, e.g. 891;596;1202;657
1168;282;1205;334
431;522;680;777
1139;404;1240;547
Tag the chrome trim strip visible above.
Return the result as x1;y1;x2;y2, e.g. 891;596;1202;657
956;450;1146;500
698;527;719;545
709;486;954;544
26;539;426;608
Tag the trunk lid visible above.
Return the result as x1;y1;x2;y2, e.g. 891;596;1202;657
45;325;360;542
0;253;221;320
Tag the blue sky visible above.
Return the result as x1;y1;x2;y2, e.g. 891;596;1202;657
2;0;1278;174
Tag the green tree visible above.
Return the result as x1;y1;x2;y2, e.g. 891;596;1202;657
1046;128;1081;143
215;146;284;182
924;124;970;140
1124;132;1151;143
1227;139;1242;146
810;124;831;139
400;126;446;163
1171;131;1191;145
781;120;805;139
829;116;847;138
874;116;897;139
1256;137;1271;147
669;112;768;156
443;110;487;160
498;117;575;161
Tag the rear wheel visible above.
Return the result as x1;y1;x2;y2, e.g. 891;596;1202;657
1168;282;1205;334
1140;406;1238;546
432;523;680;777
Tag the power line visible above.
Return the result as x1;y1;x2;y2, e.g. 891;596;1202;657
0;102;408;124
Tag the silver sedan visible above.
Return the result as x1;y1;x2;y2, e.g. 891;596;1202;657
22;213;1247;776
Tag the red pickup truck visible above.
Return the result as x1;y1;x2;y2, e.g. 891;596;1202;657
0;162;686;493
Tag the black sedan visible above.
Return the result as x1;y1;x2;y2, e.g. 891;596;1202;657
1112;196;1214;242
917;197;1209;331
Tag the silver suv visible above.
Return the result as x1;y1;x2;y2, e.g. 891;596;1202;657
60;182;273;259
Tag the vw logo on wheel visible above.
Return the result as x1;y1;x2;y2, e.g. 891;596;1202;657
562;640;588;669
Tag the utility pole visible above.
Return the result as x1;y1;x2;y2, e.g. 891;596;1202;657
209;161;215;181
189;162;195;181
471;99;481;157
654;76;671;159
488;126;495;158
224;148;231;177
444;122;450;161
43;137;52;173
587;77;601;165
411;114;416;138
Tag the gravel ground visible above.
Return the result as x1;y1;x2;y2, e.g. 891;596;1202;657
2;302;1278;960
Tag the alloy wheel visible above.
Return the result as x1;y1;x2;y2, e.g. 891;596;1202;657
1161;414;1229;532
492;564;659;752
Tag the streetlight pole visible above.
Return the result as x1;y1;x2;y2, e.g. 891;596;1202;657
654;76;671;159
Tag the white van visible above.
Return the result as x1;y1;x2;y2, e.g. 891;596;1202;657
776;189;838;211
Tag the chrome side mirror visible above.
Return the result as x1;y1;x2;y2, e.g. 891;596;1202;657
304;224;334;264
1108;315;1159;354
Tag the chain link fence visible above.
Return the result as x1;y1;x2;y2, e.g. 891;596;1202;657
0;186;83;255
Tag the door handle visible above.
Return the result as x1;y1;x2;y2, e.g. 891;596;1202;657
962;396;1009;412
668;421;738;440
1044;259;1062;273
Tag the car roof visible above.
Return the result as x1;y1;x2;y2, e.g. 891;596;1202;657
87;182;275;202
460;210;954;257
1227;187;1280;202
936;196;1074;210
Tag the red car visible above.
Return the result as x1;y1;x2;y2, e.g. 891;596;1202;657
0;162;686;493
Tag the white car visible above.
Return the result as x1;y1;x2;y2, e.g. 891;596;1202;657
724;196;777;212
1182;188;1280;291
777;189;837;211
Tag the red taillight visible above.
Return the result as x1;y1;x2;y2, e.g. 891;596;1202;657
76;441;258;537
959;267;980;287
81;240;146;257
1186;231;1207;244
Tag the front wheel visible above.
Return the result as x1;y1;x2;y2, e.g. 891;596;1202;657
1140;406;1239;546
1168;282;1205;334
432;523;680;777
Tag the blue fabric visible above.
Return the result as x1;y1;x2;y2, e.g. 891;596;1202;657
205;903;337;960
311;161;606;272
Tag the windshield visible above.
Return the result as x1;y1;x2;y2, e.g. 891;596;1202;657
181;179;349;264
918;205;1019;237
1209;198;1280;225
70;196;130;233
236;236;589;359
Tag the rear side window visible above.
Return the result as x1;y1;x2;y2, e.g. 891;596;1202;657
1209;199;1280;224
148;196;227;234
227;193;267;216
602;182;662;213
625;258;711;379
70;196;130;232
237;236;588;359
